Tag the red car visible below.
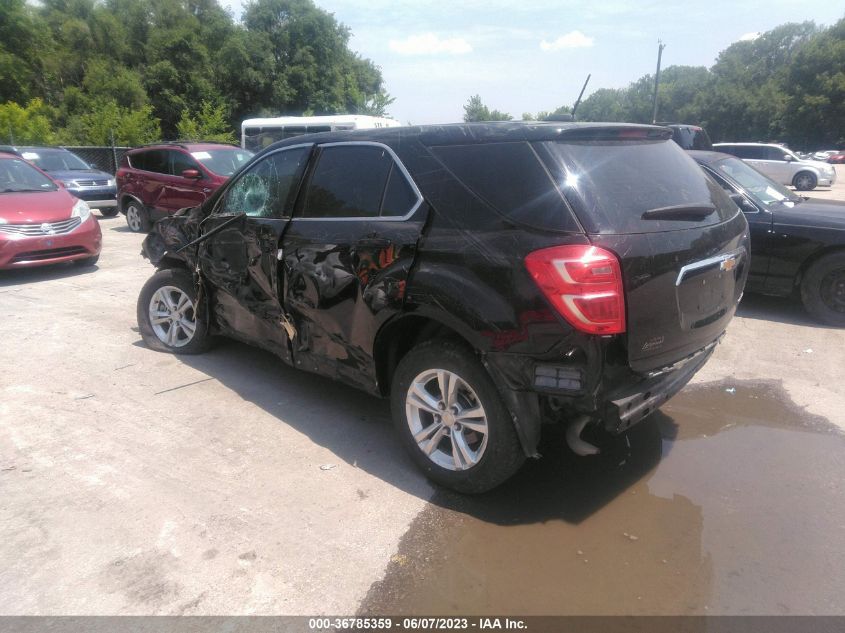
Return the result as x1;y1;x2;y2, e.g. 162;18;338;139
0;151;102;270
116;142;253;232
828;152;845;164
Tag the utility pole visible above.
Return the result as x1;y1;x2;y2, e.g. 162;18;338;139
651;40;666;124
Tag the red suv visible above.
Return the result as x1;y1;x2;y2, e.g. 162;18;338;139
116;142;253;232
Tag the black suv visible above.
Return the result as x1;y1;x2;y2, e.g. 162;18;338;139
138;122;749;493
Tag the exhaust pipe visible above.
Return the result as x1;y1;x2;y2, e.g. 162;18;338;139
566;415;600;456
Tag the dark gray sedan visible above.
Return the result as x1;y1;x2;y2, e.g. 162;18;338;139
692;150;845;326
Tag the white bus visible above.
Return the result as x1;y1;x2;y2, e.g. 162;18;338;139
241;115;402;152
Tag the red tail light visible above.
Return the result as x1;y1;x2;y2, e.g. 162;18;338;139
524;245;626;335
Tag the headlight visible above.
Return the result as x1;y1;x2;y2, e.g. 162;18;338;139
107;179;116;187
71;199;91;222
63;180;79;189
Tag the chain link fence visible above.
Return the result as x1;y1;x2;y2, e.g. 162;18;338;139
62;146;132;175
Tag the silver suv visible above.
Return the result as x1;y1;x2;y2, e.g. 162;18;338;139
713;142;836;191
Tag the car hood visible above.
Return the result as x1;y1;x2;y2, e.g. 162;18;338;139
47;169;113;183
776;198;845;231
0;189;76;223
804;160;835;171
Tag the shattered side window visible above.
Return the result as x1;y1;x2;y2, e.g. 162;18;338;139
219;147;310;218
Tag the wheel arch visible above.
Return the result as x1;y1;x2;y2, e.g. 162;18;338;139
374;311;543;457
119;193;144;215
794;244;845;290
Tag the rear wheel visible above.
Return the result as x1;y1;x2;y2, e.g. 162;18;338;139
125;200;151;232
793;171;817;191
391;339;525;493
801;252;845;327
137;268;213;353
99;207;119;218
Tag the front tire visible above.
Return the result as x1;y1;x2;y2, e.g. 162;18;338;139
793;171;818;191
99;207;119;218
137;268;213;353
125;200;151;232
391;339;525;493
800;252;845;326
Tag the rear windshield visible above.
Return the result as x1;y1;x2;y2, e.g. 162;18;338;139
540;139;736;234
190;149;253;177
23;150;89;171
429;141;580;232
671;127;712;150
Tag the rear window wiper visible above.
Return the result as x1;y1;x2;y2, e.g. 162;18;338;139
641;203;716;221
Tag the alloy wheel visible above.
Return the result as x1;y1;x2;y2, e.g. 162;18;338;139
405;368;489;471
148;285;197;348
126;205;142;231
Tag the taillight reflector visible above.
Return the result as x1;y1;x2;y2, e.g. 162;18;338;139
525;245;626;335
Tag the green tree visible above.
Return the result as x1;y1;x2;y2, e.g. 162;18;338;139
59;100;160;145
783;17;845;147
176;101;236;143
0;99;57;145
463;95;512;122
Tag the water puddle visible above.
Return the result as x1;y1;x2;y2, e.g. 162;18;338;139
361;380;845;615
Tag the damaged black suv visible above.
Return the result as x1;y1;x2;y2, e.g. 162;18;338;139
138;122;749;493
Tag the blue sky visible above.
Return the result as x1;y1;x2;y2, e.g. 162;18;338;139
225;0;845;125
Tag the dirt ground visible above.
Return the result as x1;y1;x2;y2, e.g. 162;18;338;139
1;166;844;615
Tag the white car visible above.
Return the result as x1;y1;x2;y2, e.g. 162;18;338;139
714;142;837;191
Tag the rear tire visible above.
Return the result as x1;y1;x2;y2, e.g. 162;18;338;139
125;200;151;232
390;339;525;493
137;268;213;354
800;252;845;327
793;171;817;191
99;207;119;218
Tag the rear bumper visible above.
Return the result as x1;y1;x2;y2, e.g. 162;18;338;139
0;216;102;269
602;337;719;433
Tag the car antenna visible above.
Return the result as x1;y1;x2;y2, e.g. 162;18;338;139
545;74;590;122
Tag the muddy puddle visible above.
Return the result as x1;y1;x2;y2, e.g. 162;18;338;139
361;380;845;615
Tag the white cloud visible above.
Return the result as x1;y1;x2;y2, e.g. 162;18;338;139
540;30;594;51
739;32;760;41
388;33;473;56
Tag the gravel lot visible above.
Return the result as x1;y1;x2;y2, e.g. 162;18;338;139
2;166;844;615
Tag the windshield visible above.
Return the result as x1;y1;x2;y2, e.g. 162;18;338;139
190;149;253;177
0;158;58;193
23;150;90;171
713;156;799;206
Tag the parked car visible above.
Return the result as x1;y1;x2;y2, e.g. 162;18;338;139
137;122;749;493
0;145;118;216
828;152;845;164
692;150;845;326
812;150;839;161
660;123;713;150
714;142;836;191
116;142;253;232
0;151;102;269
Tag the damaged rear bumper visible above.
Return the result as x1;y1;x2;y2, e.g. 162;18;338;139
602;338;719;434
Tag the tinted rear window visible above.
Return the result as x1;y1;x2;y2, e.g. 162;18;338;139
540;139;736;234
671;127;712;150
429;141;580;232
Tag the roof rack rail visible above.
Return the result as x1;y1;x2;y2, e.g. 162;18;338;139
137;140;240;149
